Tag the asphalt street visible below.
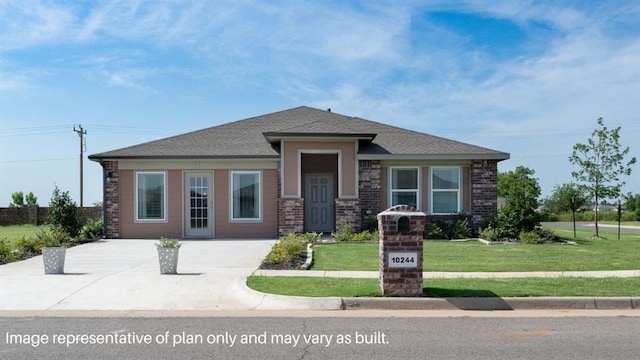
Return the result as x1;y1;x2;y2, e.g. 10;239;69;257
542;221;640;234
1;313;639;360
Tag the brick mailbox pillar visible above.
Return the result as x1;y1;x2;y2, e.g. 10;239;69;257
377;205;426;297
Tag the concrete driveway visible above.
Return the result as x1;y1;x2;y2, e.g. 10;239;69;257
0;239;290;311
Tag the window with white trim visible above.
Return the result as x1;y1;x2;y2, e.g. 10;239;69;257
136;172;166;221
231;171;261;220
390;167;419;209
431;167;460;214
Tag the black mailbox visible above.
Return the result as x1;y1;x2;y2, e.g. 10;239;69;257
397;216;410;234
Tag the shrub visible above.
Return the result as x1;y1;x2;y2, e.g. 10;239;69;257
479;227;499;241
264;233;308;264
300;232;322;243
36;227;73;248
425;222;446;240
451;215;472;239
362;216;378;232
49;186;81;237
12;235;42;257
0;238;16;264
332;223;354;242
332;223;378;242
79;219;104;240
519;228;559;244
425;215;472;240
352;230;379;241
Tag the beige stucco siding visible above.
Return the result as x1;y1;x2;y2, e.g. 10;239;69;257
119;169;183;239
214;169;278;238
282;140;357;198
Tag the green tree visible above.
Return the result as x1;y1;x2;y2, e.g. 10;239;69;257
544;183;589;214
569;118;636;237
624;193;640;221
25;192;38;206
9;191;24;207
49;186;81;237
494;166;542;237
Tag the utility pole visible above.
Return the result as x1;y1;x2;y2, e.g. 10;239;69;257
73;125;87;207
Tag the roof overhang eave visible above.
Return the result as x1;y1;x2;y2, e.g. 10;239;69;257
357;153;510;161
263;132;377;144
88;154;280;162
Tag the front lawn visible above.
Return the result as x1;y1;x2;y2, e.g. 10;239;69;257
0;224;48;243
312;227;640;272
247;276;640;297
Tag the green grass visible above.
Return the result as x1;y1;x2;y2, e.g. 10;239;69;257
247;276;640;297
311;227;640;272
0;224;48;243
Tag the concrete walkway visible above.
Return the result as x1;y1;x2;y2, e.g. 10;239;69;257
0;239;323;311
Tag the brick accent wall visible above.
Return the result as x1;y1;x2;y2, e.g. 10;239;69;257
278;198;304;235
470;159;498;233
335;198;361;232
358;160;381;228
377;204;426;296
103;161;120;238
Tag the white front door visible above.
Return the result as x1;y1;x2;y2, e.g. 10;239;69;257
184;172;214;238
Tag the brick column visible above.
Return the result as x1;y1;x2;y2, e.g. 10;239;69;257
378;205;426;297
278;198;304;235
359;160;381;228
335;198;361;232
470;160;498;233
103;161;119;239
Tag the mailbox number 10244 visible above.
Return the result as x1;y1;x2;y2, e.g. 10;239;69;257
391;256;415;264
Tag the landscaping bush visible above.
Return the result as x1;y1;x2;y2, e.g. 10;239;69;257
425;215;472;240
451;215;472;239
79;218;104;240
12;235;42;258
264;233;308;265
0;238;16;264
36;227;73;247
332;223;378;242
478;227;499;241
362;216;378;232
332;223;354;242
48;186;81;237
424;222;446;240
519;228;559;244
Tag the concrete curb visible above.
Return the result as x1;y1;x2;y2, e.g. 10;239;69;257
341;297;640;311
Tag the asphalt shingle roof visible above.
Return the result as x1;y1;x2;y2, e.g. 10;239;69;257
89;106;509;161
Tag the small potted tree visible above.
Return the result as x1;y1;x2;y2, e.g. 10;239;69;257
38;227;70;274
156;237;182;274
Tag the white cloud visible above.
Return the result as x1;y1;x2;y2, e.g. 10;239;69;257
0;1;76;50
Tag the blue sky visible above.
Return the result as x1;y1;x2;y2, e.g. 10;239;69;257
1;0;639;206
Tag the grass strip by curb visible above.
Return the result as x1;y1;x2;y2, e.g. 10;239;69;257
247;276;640;298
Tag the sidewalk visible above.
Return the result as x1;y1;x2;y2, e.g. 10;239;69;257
251;269;640;310
253;269;640;279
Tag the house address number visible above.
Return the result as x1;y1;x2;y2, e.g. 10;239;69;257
388;252;418;268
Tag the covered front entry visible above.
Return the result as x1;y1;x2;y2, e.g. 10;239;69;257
184;172;214;238
304;174;334;232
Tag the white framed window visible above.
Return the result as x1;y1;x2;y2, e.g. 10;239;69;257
230;171;261;221
431;167;461;214
390;167;420;209
135;172;167;222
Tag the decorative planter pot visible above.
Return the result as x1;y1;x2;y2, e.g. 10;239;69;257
42;247;66;274
157;246;179;274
